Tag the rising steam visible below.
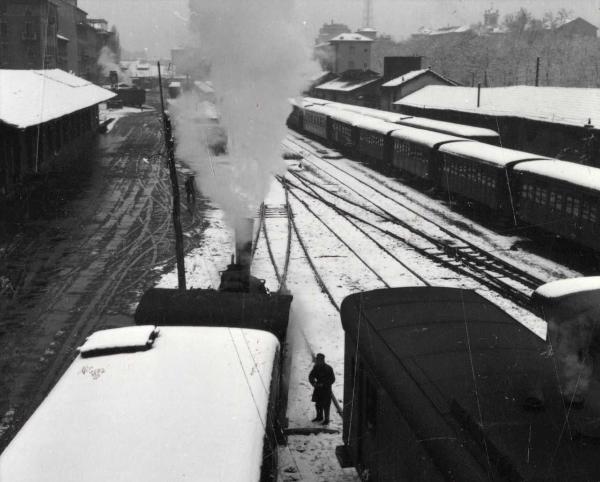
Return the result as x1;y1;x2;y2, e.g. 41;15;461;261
97;46;130;84
173;0;317;237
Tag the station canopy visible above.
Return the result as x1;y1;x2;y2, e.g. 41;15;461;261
0;69;115;129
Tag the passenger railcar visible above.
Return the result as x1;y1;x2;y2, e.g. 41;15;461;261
329;109;360;152
302;104;330;141
338;287;600;481
438;142;548;217
0;325;283;482
322;100;500;144
390;128;468;183
354;117;399;164
513;160;600;251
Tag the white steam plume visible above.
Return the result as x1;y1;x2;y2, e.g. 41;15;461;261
97;46;130;84
176;0;318;236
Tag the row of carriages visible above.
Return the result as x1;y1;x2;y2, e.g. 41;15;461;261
288;97;600;252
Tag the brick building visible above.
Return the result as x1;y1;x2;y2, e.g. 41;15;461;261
0;0;115;81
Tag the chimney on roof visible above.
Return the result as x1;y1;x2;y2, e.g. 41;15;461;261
383;56;422;82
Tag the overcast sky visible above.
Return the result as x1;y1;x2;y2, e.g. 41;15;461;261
79;0;600;59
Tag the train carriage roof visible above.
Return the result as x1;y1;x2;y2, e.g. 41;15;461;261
331;102;412;123
390;126;470;148
513;159;600;192
0;326;279;482
439;141;549;167
354;116;400;135
341;287;600;481
328;108;368;126
398;117;499;139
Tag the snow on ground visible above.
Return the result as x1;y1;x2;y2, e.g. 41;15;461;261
99;103;153;133
155;132;585;480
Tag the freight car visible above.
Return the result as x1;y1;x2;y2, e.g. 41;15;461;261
0;325;284;482
338;287;600;481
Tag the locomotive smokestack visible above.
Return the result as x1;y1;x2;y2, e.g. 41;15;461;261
235;217;254;268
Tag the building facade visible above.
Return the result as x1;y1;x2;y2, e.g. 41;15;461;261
0;0;115;81
330;33;373;74
0;0;58;69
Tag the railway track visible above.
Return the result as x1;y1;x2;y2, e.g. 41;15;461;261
283;134;547;311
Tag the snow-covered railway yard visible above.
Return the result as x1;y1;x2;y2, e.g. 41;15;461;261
156;130;585;481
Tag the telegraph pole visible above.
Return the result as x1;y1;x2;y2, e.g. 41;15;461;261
535;57;540;86
157;62;187;292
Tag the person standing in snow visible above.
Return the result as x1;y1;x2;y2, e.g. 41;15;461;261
309;353;335;425
184;175;196;214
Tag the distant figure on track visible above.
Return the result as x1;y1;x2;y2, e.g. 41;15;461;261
185;175;196;215
309;353;335;425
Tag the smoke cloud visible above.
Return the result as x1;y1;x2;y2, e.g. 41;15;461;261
97;46;130;84
174;0;318;239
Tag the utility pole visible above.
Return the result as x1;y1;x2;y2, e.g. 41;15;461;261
157;61;187;292
535;57;540;86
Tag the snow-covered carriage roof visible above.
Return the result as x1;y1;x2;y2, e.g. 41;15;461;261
0;326;279;482
332;102;411;123
439;141;549;167
390;126;470;148
354;116;400;135
398;116;499;139
513;159;600;192
534;277;600;300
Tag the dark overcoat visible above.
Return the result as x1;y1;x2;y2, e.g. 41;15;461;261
309;363;335;404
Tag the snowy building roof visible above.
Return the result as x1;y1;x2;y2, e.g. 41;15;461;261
513;159;600;192
0;69;115;129
0;326;279;482
382;68;457;88
330;33;373;42
123;60;160;78
396;85;600;128
439;141;549;167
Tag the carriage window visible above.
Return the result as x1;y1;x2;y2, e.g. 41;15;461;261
582;200;590;221
555;193;563;211
591;205;597;223
566;196;573;215
541;189;548;205
535;187;541;204
573;198;580;218
549;192;556;207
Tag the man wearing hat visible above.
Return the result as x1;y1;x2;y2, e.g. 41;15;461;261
308;353;335;425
